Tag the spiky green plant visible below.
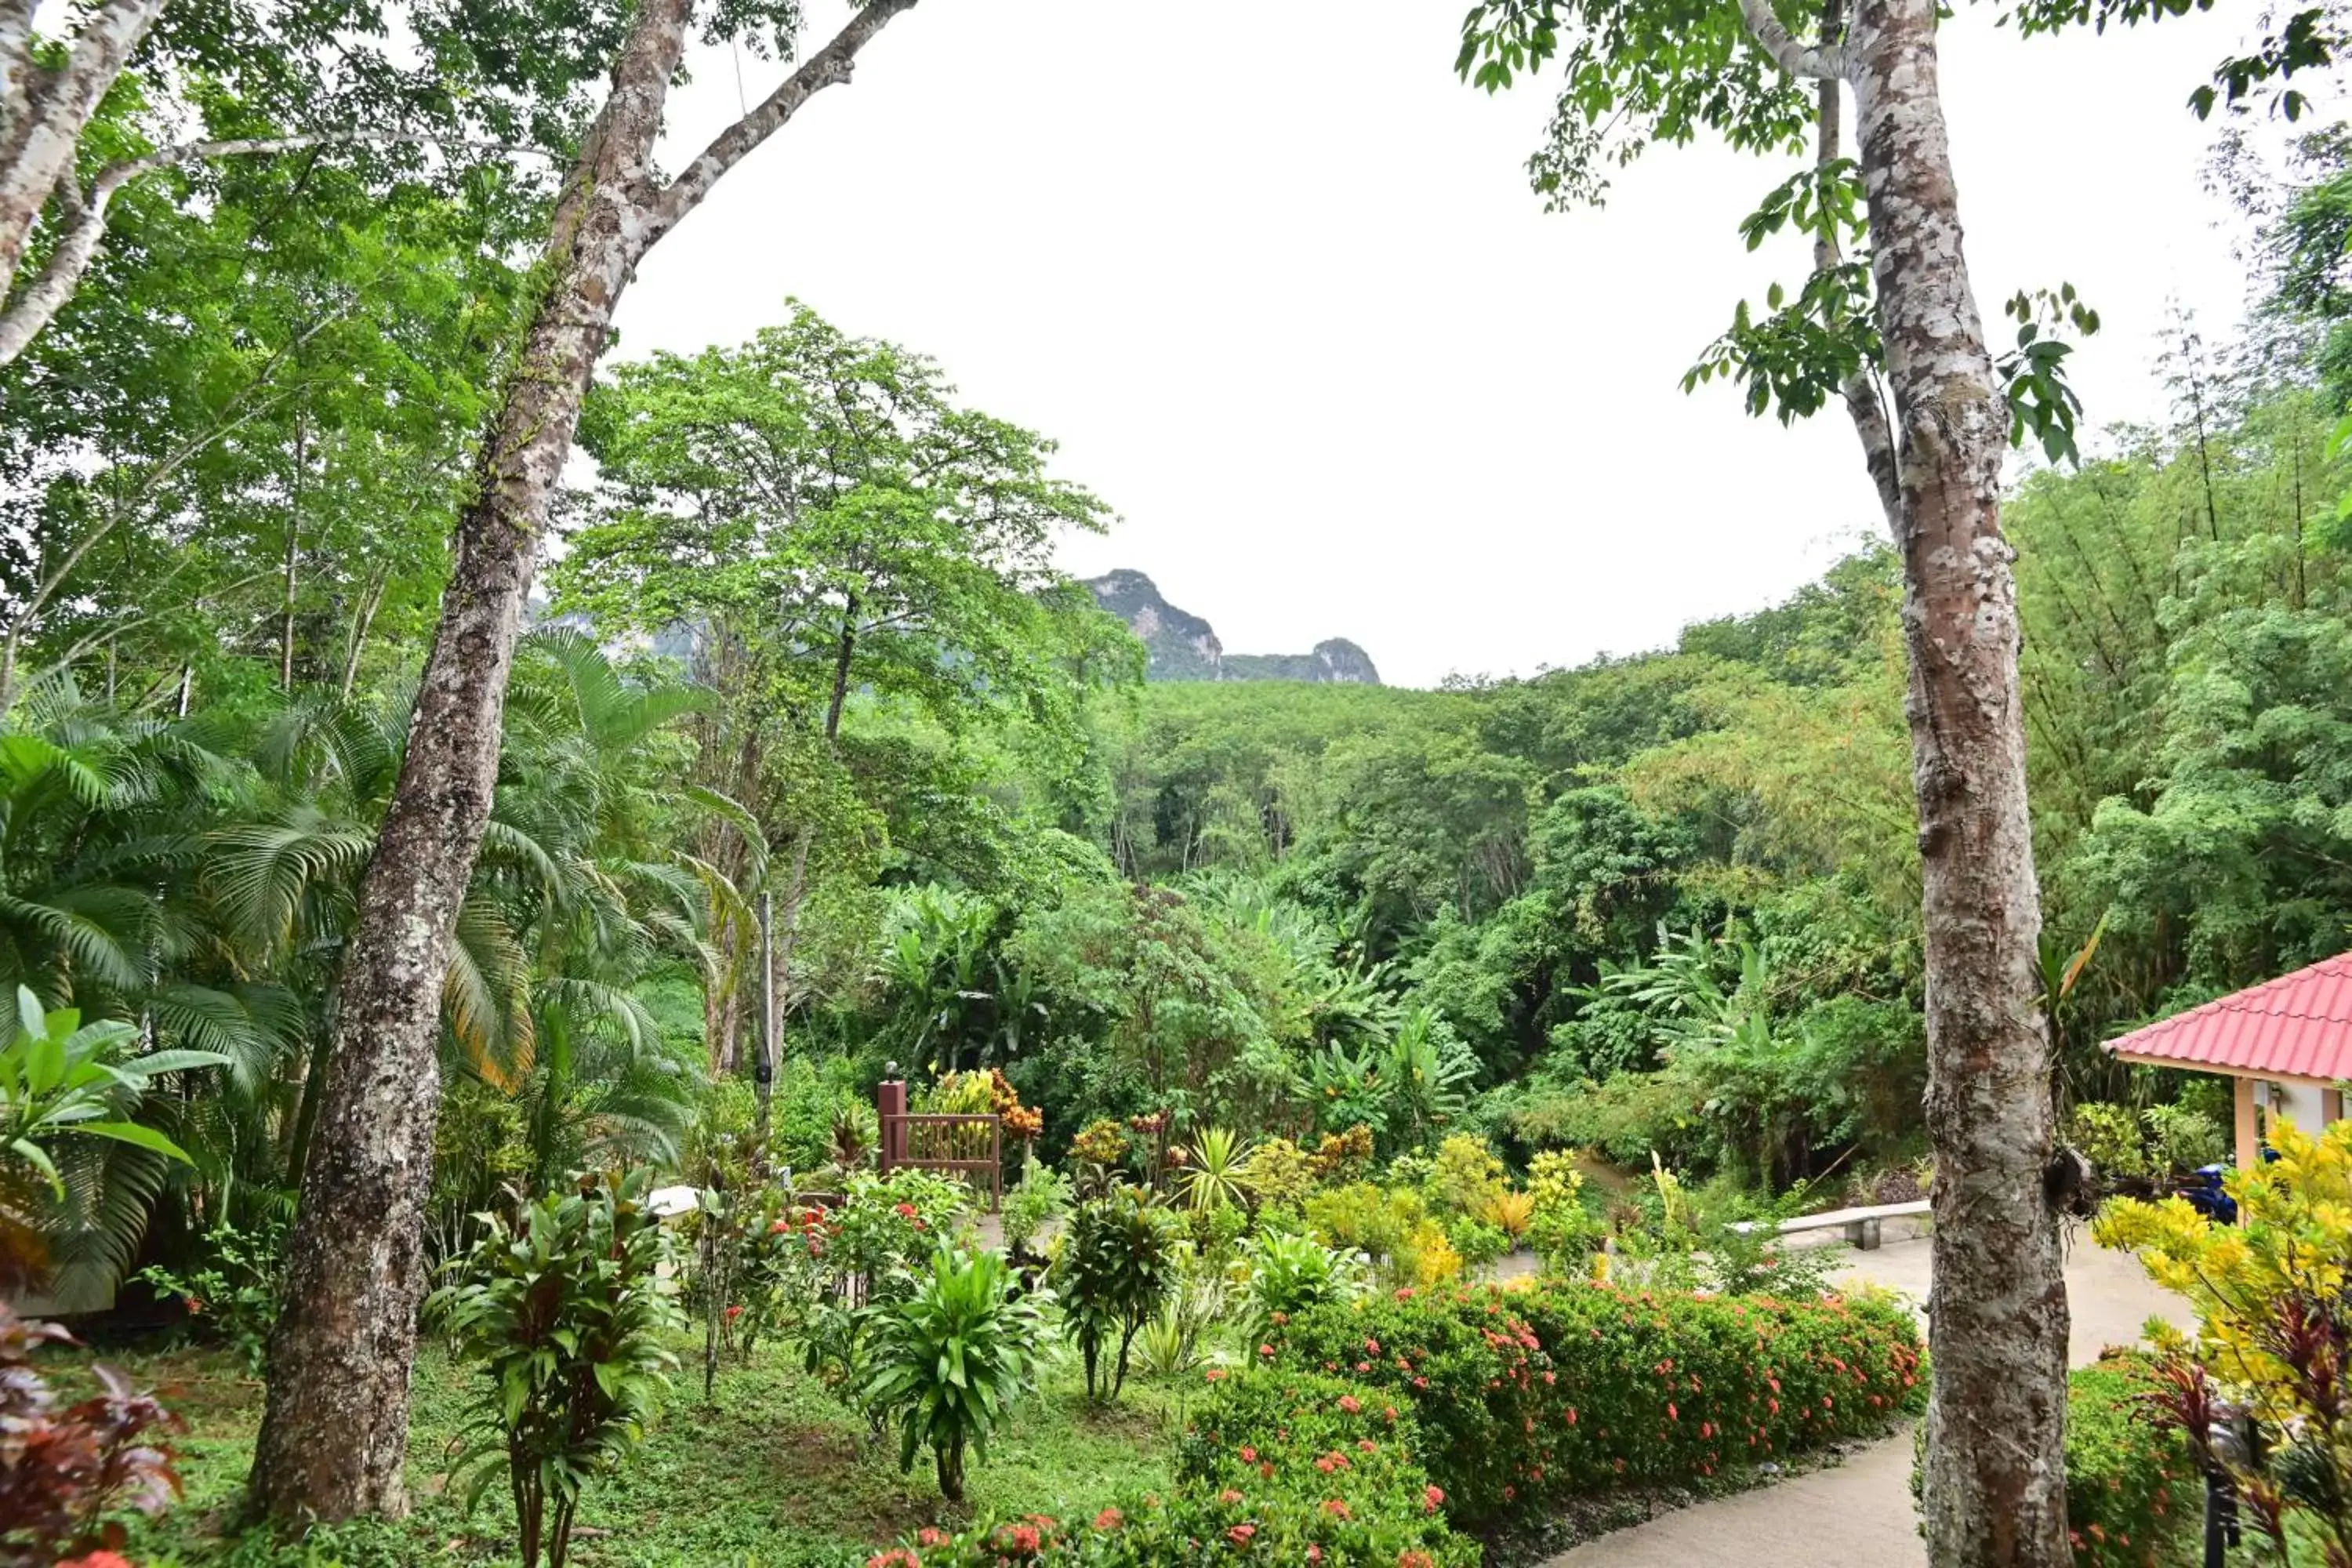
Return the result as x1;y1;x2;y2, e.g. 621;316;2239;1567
863;1243;1049;1501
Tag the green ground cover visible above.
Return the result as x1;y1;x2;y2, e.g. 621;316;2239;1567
84;1334;1180;1568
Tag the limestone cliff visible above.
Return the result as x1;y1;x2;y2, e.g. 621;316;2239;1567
1083;571;1380;685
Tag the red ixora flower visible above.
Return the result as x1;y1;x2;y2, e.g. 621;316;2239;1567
1226;1524;1258;1547
896;1202;920;1218
1094;1508;1123;1530
725;1304;745;1320
57;1555;135;1568
1218;1489;1245;1506
1424;1483;1445;1514
917;1528;948;1546
1239;1446;1258;1463
1205;1368;1227;1382
1338;1395;1361;1414
864;1552;920;1568
1322;1498;1352;1519
994;1522;1042;1555
183;1296;205;1315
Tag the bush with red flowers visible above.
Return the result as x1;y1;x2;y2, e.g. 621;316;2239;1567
865;1481;1475;1567
1273;1279;1925;1523
869;1370;1474;1566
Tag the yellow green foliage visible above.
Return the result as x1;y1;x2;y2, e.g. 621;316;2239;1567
1308;1124;1374;1182
1427;1133;1505;1215
2094;1120;2352;1402
1526;1150;1585;1218
1239;1137;1312;1212
2096;1119;2352;1559
1401;1220;1463;1287
1476;1188;1537;1240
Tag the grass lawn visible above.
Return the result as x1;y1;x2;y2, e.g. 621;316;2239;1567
70;1330;1185;1568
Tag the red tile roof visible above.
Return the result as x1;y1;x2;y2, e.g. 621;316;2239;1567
2103;951;2352;1081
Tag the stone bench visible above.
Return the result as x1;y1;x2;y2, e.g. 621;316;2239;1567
1730;1198;1931;1251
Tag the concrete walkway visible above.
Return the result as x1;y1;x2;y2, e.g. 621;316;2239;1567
1542;1229;2193;1567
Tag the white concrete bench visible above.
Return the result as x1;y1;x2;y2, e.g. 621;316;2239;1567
1730;1199;1930;1251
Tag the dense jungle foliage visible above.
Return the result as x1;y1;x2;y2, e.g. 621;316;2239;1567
4;2;2352;1552
5;131;2352;1300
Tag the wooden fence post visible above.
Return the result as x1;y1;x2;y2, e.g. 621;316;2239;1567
877;1076;906;1175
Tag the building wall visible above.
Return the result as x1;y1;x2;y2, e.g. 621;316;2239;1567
2267;1078;2339;1138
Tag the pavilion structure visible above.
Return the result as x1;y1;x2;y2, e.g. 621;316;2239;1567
2100;950;2352;1169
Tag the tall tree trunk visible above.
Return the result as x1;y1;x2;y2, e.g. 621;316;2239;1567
1848;0;2069;1559
0;0;169;297
756;601;858;1123
249;0;923;1521
281;416;307;691
1740;0;2070;1555
341;568;387;700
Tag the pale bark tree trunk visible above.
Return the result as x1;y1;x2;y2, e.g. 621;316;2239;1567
0;0;168;301
340;568;387;700
249;0;923;1522
691;631;764;1076
755;600;858;1126
281;417;307;691
1746;0;2071;1561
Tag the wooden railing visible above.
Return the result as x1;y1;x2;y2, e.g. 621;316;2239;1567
880;1111;1002;1210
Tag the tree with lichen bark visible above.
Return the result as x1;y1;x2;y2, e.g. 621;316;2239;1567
248;0;931;1526
1446;0;2330;1560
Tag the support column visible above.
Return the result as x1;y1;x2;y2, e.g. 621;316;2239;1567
876;1076;906;1175
2236;1075;2261;1171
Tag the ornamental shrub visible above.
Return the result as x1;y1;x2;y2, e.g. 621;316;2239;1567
2095;1118;2352;1561
864;1245;1051;1501
1274;1279;1924;1523
133;1216;287;1376
873;1486;1477;1568
1240;1230;1361;1344
2056;1352;2198;1568
431;1169;683;1568
1054;1187;1180;1401
0;1303;181;1568
1179;1368;1436;1522
873;1368;1477;1568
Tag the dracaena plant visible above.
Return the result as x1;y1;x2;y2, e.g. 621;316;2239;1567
1052;1187;1178;1403
0;1301;182;1568
862;1243;1049;1501
430;1168;684;1568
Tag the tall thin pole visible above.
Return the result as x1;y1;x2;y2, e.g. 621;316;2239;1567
755;889;775;1132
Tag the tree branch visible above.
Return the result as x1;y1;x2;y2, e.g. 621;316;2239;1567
0;130;543;368
1809;0;1895;524
1740;0;1849;80
0;0;38;136
0;0;169;282
654;0;922;229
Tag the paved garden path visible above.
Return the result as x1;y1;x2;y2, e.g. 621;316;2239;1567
1541;1229;2194;1567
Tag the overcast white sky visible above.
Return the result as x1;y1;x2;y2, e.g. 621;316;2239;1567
617;0;2285;688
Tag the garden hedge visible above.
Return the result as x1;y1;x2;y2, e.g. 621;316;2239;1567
873;1280;1923;1566
1274;1279;1926;1522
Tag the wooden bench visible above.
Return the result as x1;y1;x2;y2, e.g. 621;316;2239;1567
1730;1199;1930;1251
